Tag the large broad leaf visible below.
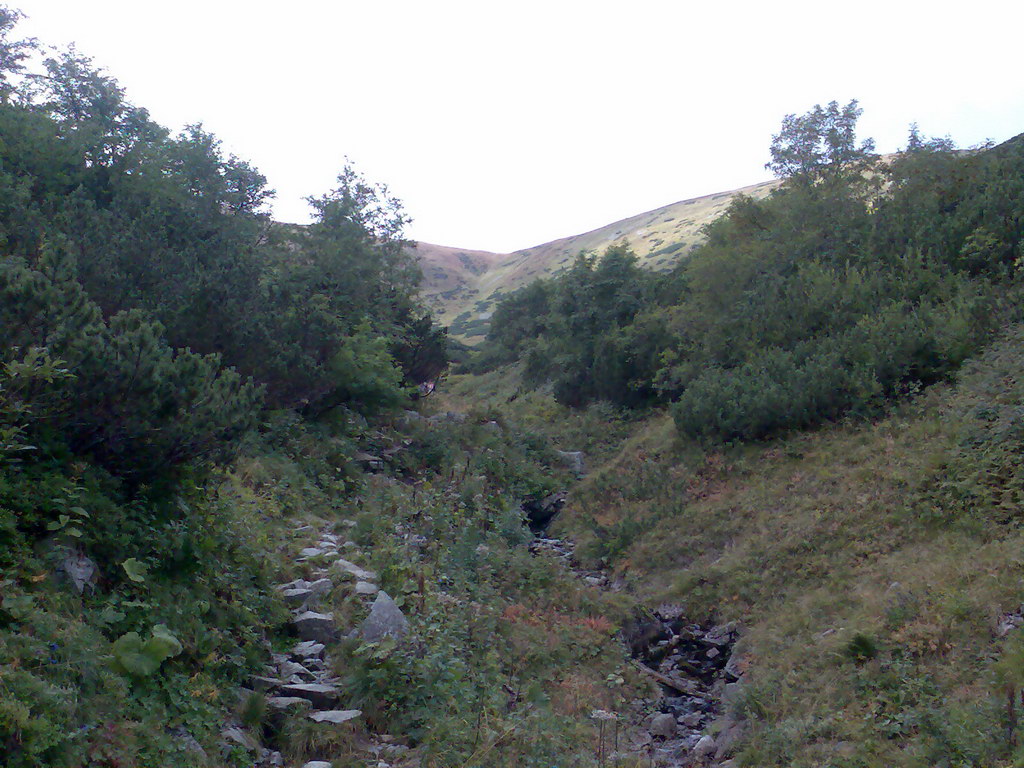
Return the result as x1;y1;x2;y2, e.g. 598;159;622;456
112;632;161;677
112;625;182;677
121;558;148;583
147;624;183;659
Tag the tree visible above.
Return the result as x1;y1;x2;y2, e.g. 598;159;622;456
767;99;876;185
0;5;34;104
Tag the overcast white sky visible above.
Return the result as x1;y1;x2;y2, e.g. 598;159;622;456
13;1;1024;253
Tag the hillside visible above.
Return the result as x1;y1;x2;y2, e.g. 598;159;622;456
414;178;779;340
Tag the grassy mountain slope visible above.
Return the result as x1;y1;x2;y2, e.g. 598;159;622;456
440;321;1024;766
415;178;779;339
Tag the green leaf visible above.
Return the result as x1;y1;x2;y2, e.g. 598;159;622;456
112;632;161;677
1;594;34;619
122;558;148;583
112;625;182;677
147;624;183;659
97;606;126;626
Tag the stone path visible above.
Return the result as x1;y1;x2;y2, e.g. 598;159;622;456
223;521;413;768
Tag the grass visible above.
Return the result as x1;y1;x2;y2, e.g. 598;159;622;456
462;323;1024;766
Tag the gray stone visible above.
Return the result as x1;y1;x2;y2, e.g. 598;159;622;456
62;551;98;594
278;683;341;708
282;587;314;606
692;734;716;758
355;581;379;596
335;558;377;581
298;547;324;559
308;578;333;595
291;640;325;659
556;450;586;476
679;711;703;728
724;641;749;680
309;709;362;724
278;660;313;678
249;675;283;692
294;611;338;643
221;725;260;751
267;696;312;711
649;712;677;739
360;591;409;643
301;762;333;768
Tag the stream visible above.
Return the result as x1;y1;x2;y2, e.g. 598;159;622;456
530;535;746;767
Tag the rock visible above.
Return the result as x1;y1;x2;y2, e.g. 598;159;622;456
267;696;312;712
294;611;338;643
649;712;678;739
263;751;284;766
692;734;716;759
723;642;749;681
706;647;720;659
278;683;341;708
301;762;333;768
679;711;703;728
308;578;333;595
250;675;284;692
704;622;737;646
360;591;409;642
309;709;362;724
278;660;313;678
355;581;379;596
299;547;325;559
282;587;314;606
714;717;745;761
291;640;325;660
221;725;260;751
336;558;378;581
62;551;98;594
556;450;586;476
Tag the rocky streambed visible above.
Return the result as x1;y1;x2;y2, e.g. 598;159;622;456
532;535;748;767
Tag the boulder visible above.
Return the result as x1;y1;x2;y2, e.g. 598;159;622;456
278;683;341;709
294;611;338;644
692;734;716;759
355;581;379;596
309;709;362;724
267;696;312;712
221;725;260;752
556;450;586;476
649;712;677;739
301;763;333;768
291;640;325;660
335;558;378;581
298;547;325;559
308;578;333;595
62;551;98;594
360;591;409;643
281;587;314;606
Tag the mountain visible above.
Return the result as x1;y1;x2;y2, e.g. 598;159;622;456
413;177;780;341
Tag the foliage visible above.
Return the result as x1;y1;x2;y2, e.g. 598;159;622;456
476;105;1023;445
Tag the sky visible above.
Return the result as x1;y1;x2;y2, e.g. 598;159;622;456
13;0;1024;254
